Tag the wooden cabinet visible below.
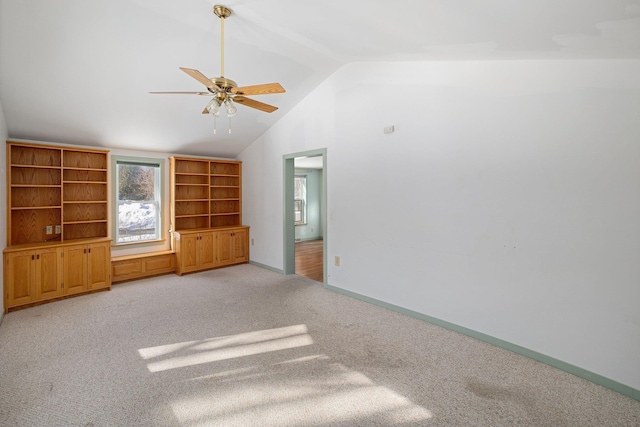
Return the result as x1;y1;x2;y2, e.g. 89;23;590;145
63;244;88;295
173;227;249;275
36;247;64;300
216;227;249;266
62;241;111;294
7;142;109;246
86;241;111;290
4;238;111;312
174;230;217;275
5;247;62;307
199;231;217;270
170;156;248;275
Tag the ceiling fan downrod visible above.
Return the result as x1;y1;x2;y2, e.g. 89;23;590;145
213;5;232;78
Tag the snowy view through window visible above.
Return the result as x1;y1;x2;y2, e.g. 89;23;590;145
116;161;161;243
118;202;157;242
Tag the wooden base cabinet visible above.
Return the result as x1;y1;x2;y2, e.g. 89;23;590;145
5;247;63;308
4;238;111;312
174;226;249;275
62;241;110;295
216;227;249;266
174;230;215;275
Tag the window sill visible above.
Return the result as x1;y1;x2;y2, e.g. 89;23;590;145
112;238;166;248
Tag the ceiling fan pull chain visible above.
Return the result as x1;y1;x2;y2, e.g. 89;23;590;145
228;116;232;134
214;115;217;134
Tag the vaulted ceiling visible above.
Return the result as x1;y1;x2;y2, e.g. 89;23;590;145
1;0;639;158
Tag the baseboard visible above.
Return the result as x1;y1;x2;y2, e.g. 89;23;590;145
250;261;285;275
0;311;4;326
324;283;640;402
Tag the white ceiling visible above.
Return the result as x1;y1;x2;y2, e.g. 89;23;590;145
1;0;639;158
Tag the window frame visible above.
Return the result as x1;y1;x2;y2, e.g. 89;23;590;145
294;175;307;226
111;155;165;246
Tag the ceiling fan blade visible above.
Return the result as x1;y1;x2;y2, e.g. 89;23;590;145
231;83;285;96
179;67;220;91
234;96;278;113
149;91;211;95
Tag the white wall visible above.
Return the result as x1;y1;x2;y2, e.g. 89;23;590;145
0;99;7;316
239;59;640;391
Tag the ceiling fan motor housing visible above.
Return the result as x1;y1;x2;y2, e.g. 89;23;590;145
211;77;238;91
213;5;232;19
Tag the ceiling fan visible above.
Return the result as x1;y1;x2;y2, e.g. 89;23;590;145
151;5;285;129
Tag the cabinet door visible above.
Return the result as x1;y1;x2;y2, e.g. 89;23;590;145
35;248;63;301
87;242;110;290
199;232;216;269
232;228;249;263
5;250;35;307
215;230;233;266
63;245;87;295
178;233;198;274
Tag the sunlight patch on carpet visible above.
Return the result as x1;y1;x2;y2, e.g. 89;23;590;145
169;362;433;425
138;325;314;372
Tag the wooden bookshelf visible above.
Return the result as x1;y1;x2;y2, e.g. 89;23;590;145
170;157;243;233
209;160;242;228
62;149;108;241
6;141;109;246
170;156;248;274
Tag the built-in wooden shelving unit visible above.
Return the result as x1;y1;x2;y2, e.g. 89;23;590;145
4;141;112;312
7;142;109;246
171;157;242;232
170;156;248;275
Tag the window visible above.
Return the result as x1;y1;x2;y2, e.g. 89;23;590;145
114;157;163;244
294;175;306;225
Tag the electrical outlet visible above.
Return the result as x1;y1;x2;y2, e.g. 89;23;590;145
45;225;53;234
55;225;61;234
335;256;340;266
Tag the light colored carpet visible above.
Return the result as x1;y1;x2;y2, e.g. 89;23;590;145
0;264;638;426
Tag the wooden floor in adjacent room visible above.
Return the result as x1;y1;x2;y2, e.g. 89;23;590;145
295;239;323;282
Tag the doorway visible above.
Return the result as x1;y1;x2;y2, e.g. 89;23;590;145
283;149;327;283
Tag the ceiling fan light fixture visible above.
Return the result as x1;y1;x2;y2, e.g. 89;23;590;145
225;98;237;116
206;98;221;116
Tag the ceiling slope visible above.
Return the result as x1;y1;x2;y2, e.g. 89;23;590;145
1;0;638;157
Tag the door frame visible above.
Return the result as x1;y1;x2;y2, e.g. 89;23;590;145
283;148;327;281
